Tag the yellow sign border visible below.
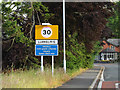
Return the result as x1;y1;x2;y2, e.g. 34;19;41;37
35;25;58;40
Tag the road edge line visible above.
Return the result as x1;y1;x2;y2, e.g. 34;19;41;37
97;66;105;90
89;66;103;90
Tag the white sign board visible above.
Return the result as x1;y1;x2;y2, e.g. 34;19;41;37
36;40;58;45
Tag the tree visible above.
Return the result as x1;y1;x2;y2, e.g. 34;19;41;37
100;26;114;40
45;2;114;52
2;2;53;69
107;1;120;38
2;2;115;70
45;2;114;69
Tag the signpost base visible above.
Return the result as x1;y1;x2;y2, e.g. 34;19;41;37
52;56;54;76
64;59;66;73
41;56;44;72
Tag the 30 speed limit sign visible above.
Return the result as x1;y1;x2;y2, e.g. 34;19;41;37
41;27;52;38
35;25;58;40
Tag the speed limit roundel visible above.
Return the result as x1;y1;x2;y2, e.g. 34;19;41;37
35;25;58;40
41;27;52;38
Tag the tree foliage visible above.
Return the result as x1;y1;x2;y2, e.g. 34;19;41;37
46;2;114;52
2;2;53;69
2;2;115;70
107;1;120;38
45;2;114;69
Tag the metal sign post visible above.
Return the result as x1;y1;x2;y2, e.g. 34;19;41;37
52;56;54;76
41;56;44;72
63;0;66;73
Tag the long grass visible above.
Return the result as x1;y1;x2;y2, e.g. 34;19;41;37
2;67;86;88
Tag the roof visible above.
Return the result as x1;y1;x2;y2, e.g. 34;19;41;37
101;48;117;53
107;39;120;47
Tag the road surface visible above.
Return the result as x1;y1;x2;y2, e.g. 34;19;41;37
94;63;120;88
56;66;101;88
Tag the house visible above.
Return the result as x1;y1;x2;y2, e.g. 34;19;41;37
99;39;120;60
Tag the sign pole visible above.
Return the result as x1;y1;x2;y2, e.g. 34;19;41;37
63;0;66;73
41;56;44;72
52;56;54;76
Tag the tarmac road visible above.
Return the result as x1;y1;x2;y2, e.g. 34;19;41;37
94;62;120;88
56;66;101;88
94;63;119;81
54;63;119;89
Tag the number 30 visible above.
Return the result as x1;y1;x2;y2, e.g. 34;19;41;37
43;30;51;35
41;27;52;38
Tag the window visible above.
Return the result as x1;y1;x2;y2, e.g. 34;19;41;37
112;55;113;58
111;46;115;50
110;54;112;58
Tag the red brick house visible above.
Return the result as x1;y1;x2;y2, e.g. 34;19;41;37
99;39;120;60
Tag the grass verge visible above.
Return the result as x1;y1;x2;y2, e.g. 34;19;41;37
2;67;86;88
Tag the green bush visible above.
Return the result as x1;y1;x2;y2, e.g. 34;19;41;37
66;32;92;69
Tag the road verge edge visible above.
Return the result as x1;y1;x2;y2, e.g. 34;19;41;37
89;66;105;90
97;66;105;89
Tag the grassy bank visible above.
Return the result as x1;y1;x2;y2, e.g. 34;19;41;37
2;67;86;88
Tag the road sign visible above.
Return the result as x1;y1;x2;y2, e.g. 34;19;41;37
35;45;58;56
35;25;58;40
36;40;58;45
